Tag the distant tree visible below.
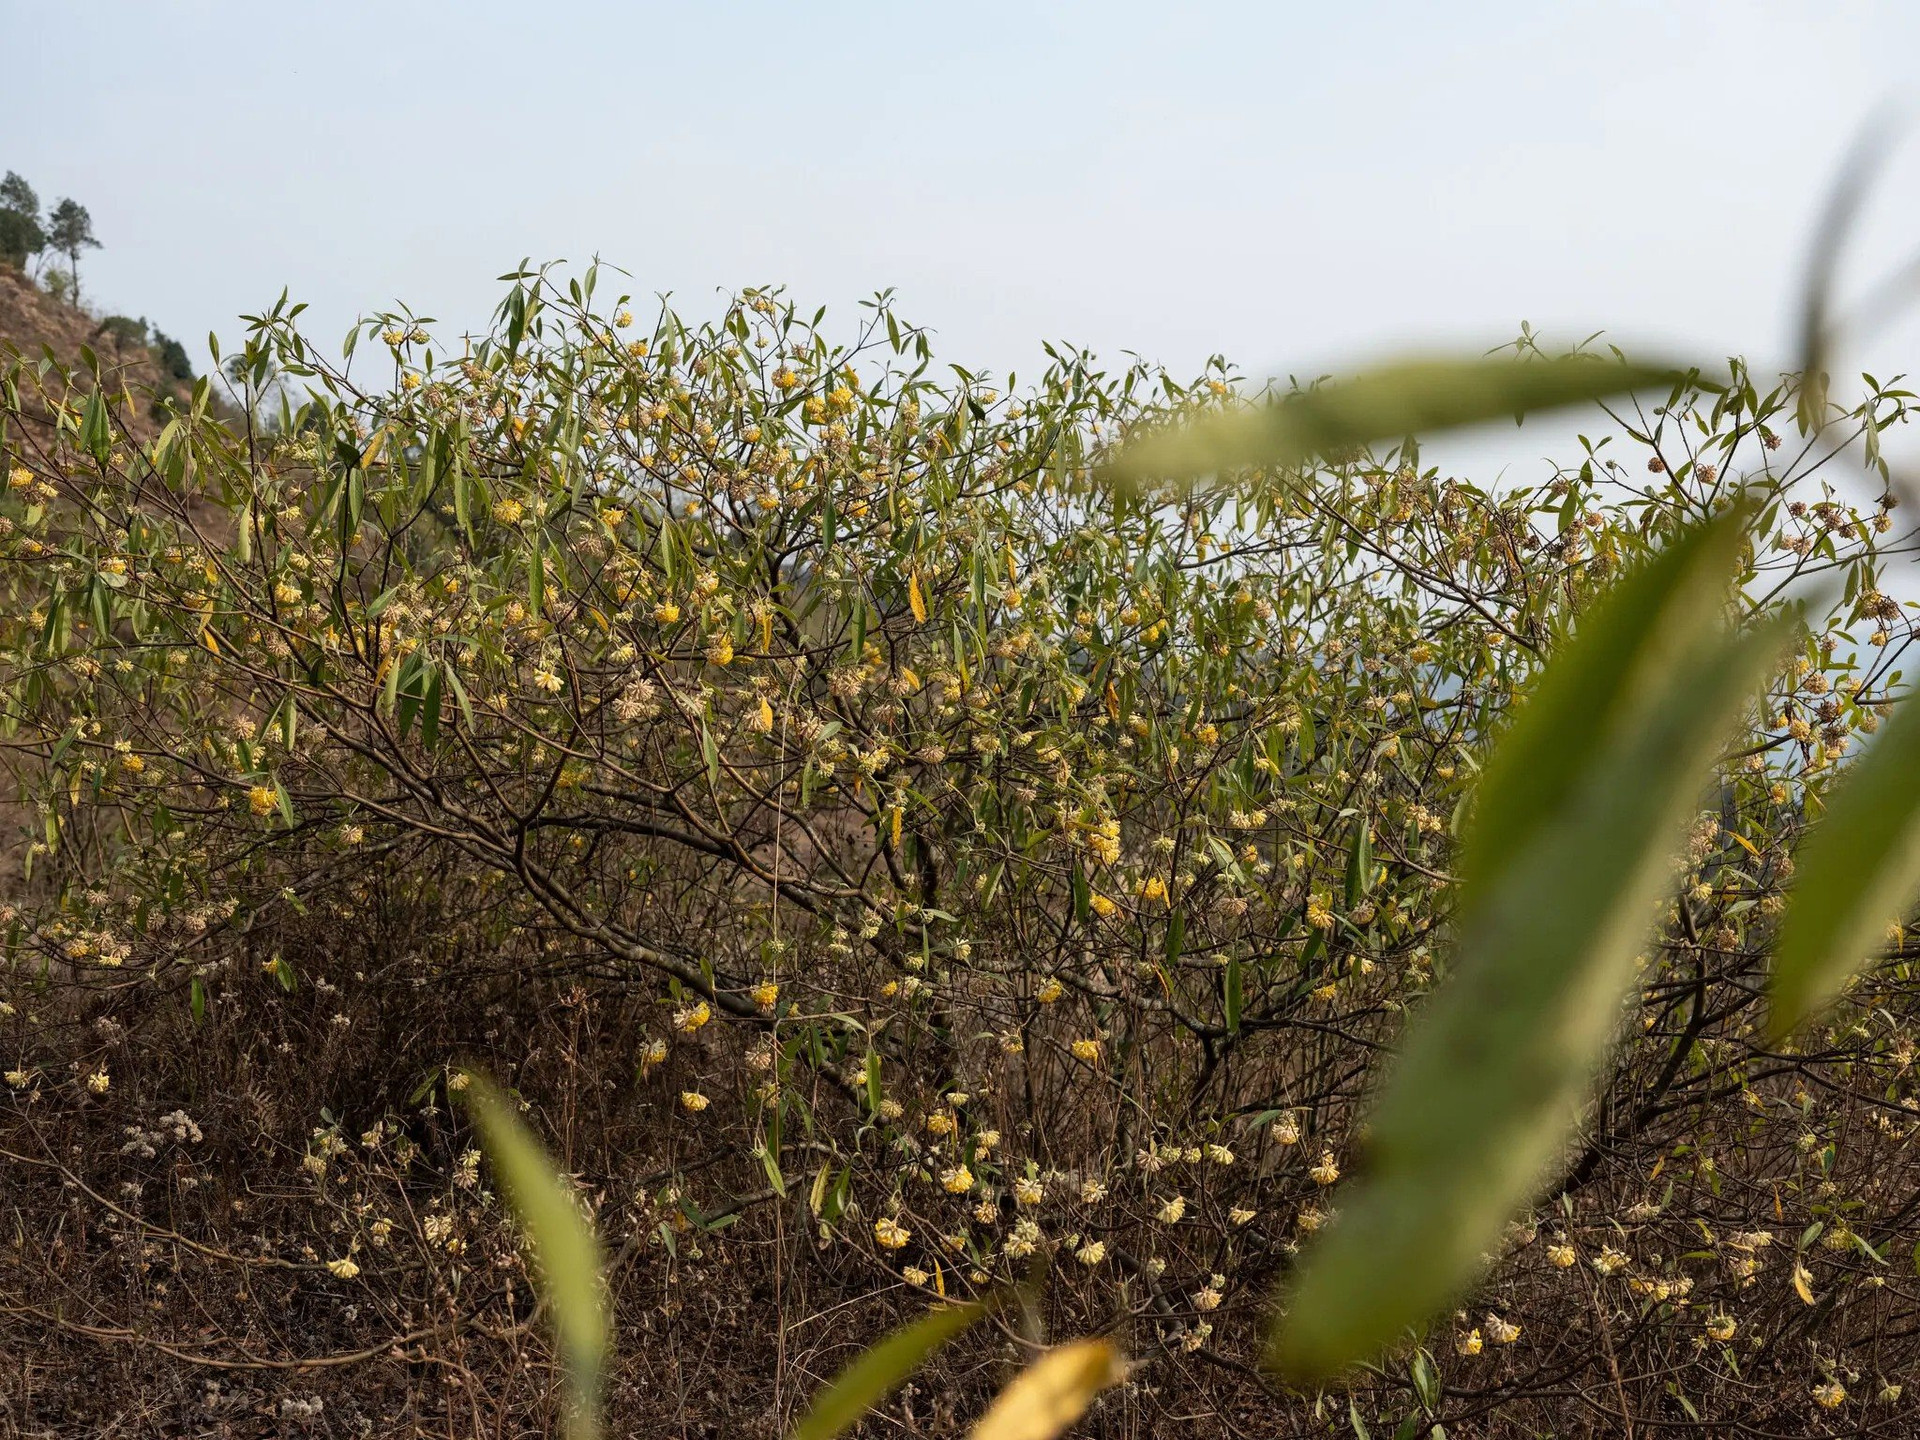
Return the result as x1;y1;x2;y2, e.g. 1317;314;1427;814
149;328;193;383
95;314;150;349
0;171;35;213
0;170;45;270
45;197;100;299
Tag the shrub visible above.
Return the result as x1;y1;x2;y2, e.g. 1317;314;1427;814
3;271;1918;1432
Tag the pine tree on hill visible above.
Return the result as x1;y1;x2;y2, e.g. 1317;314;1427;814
46;197;100;299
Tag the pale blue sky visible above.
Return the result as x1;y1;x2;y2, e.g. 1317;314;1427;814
12;1;1920;476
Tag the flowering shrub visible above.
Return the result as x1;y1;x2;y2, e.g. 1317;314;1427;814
3;270;1919;1432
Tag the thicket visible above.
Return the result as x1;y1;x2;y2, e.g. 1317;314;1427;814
3;268;1919;1436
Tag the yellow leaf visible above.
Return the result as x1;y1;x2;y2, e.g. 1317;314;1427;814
360;426;388;469
909;571;927;624
1728;830;1760;858
968;1338;1124;1440
809;1163;830;1217
1793;1263;1816;1306
890;806;903;849
759;697;776;732
761;610;774;650
1104;683;1120;722
200;629;219;655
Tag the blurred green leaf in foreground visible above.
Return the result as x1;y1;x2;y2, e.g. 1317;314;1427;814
461;1072;610;1440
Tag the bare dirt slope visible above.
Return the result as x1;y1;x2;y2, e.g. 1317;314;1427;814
0;265;194;435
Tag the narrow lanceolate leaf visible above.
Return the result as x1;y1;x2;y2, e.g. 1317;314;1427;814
1270;504;1793;1382
1105;354;1691;486
1768;686;1920;1039
462;1073;609;1440
1792;123;1892;433
789;1298;994;1440
968;1338;1126;1440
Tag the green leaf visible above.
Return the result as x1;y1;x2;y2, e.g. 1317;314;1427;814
421;664;443;749
1768;684;1920;1038
1409;1348;1439;1413
788;1298;993;1440
461;1072;608;1440
381;647;407;719
1345;820;1372;910
1793;126;1891;433
530;526;546;615
760;1142;788;1199
445;663;477;734
79;390;111;464
1106;355;1690;485
1269;504;1792;1381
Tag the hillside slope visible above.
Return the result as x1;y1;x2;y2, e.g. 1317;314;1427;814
0;265;194;434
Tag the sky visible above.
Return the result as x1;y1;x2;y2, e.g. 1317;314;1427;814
12;1;1920;481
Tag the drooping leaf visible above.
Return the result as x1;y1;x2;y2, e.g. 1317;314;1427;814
1270;504;1793;1381
1792;122;1892;433
462;1073;608;1439
967;1338;1125;1440
1105;354;1693;486
1767;685;1920;1039
789;1298;994;1440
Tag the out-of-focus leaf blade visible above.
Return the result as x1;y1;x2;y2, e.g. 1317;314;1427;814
462;1073;608;1439
789;1298;992;1440
1106;355;1693;485
1768;689;1920;1038
1794;122;1892;433
967;1337;1125;1440
1461;506;1747;898
1269;505;1793;1382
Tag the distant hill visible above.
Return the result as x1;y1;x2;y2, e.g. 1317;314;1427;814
0;265;195;435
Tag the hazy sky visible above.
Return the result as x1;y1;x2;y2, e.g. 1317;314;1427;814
13;1;1920;477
